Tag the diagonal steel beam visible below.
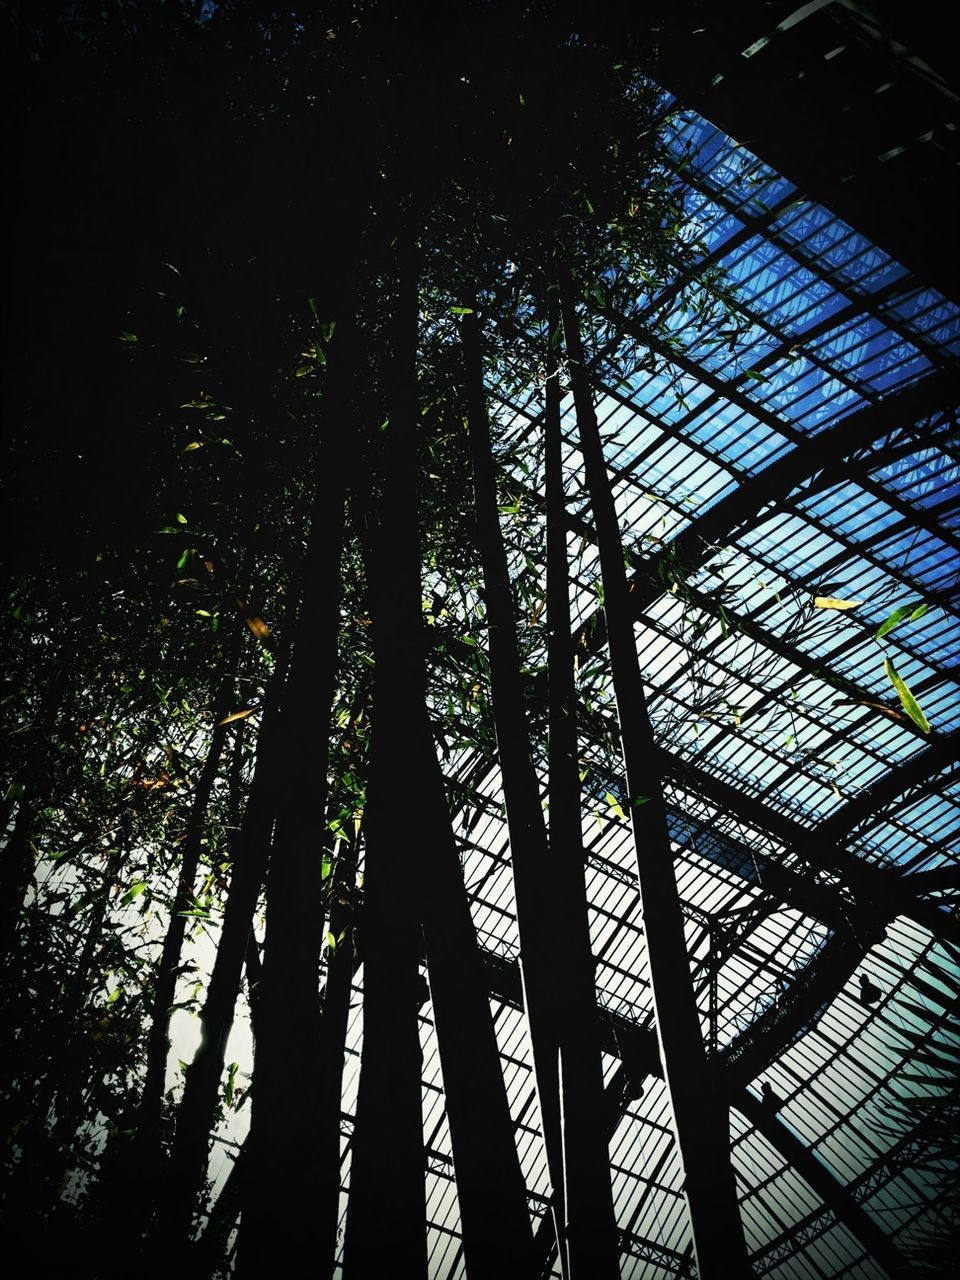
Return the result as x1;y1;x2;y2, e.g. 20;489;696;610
570;366;960;658
734;1090;910;1279
659;737;960;948
521;915;908;1277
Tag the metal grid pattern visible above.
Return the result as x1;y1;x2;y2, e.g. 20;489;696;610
312;94;960;1278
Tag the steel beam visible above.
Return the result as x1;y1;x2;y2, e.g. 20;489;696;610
571;365;960;660
658;740;960;949
735;1090;911;1279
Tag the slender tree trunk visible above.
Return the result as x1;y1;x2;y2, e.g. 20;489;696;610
0;662;71;969
418;758;536;1278
238;321;351;1276
543;292;621;1279
153;635;292;1250
461;307;569;1270
90;627;245;1276
343;232;429;1279
138;624;241;1167
314;822;358;1279
345;236;534;1278
558;268;749;1279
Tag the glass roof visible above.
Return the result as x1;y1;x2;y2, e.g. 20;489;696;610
192;95;959;1278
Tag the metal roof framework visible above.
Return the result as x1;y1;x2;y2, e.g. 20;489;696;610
309;89;960;1278
191;18;960;1276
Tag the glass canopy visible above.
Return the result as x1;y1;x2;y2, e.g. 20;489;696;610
330;98;957;1279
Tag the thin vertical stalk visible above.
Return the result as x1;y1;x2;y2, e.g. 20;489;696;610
558;268;749;1279
345;242;534;1279
543;292;621;1279
418;761;536;1278
462;307;568;1269
153;632;292;1249
0;662;71;969
344;231;429;1278
238;323;351;1277
136;622;242;1169
314;821;358;1280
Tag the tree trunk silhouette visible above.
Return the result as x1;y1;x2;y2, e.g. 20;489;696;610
153;635;292;1250
238;319;352;1276
558;267;749;1279
462;306;568;1268
344;231;429;1278
543;290;621;1279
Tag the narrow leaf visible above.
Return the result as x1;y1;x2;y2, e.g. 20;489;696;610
884;658;931;734
876;600;929;640
216;708;257;727
605;791;625;820
244;615;271;641
814;597;862;611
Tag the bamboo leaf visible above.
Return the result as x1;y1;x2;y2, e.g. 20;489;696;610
884;658;931;734
605;791;625;819
243;615;272;641
814;596;862;611
225;1061;239;1108
216;708;257;727
876;600;929;640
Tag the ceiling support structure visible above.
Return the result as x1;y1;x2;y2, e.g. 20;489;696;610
659;739;960;948
559;371;960;763
735;1090;911;1279
572;364;960;650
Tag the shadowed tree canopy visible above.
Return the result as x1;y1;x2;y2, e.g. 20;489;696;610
3;3;957;1279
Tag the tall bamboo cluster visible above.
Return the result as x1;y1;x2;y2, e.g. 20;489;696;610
2;4;753;1278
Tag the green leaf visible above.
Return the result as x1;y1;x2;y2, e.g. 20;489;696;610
176;549;193;571
225;1061;239;1108
307;297;319;319
321;857;333;881
326;930;337;953
743;368;768;382
876;600;929;640
106;988;121;1005
884;658;931;734
183;441;203;452
117;331;138;343
175;513;188;525
451;306;474;315
605;791;625;820
814;596;862;611
632;795;651;807
120;882;146;906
